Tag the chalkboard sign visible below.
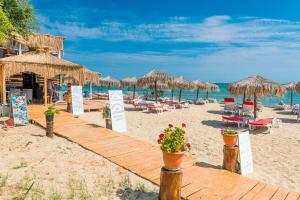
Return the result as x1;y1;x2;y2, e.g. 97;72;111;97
109;90;127;132
238;131;254;175
71;86;84;115
11;95;29;125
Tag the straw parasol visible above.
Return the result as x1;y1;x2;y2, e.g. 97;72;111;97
172;76;195;102
193;80;205;101
99;76;120;90
202;82;220;100
121;77;138;99
283;82;298;108
137;70;173;102
227;75;286;118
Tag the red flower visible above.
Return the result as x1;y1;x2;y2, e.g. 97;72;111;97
157;139;161;144
182;123;186;128
186;143;191;149
168;124;173;128
159;133;165;138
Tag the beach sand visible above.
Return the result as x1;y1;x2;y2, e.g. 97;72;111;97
80;103;300;192
0;125;158;199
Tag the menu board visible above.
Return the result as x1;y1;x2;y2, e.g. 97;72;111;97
11;95;29;125
109;90;127;132
239;131;254;175
71;86;84;115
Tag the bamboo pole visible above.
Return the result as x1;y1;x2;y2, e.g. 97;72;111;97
254;93;257;119
44;76;48;106
0;67;6;105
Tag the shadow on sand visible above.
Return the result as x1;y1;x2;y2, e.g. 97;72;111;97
275;111;295;116
201;120;227;129
195;161;222;170
207;110;224;115
116;188;158;200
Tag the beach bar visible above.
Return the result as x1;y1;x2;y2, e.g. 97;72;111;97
0;33;99;106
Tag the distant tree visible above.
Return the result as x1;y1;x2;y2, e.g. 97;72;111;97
3;0;38;36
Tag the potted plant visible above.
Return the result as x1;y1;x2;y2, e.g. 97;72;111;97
44;106;59;138
102;106;112;129
157;123;191;170
221;129;238;147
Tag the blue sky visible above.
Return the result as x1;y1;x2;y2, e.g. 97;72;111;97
32;0;300;83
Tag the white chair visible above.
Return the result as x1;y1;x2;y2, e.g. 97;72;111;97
224;102;236;114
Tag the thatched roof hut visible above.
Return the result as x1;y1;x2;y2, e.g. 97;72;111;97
172;76;195;102
0;50;98;84
284;82;298;107
201;82;220;100
137;70;173;102
227;75;286;117
10;33;65;52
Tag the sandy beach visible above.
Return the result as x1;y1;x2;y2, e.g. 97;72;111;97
0;125;158;199
80;102;300;192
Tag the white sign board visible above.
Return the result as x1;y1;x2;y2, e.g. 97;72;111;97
109;90;127;132
71;86;84;115
238;131;254;176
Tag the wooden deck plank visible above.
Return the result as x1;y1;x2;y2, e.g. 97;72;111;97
27;105;300;200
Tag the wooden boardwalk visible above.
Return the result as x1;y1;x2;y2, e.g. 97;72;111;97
28;105;300;200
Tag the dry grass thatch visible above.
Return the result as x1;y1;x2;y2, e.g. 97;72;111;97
284;82;298;92
172;76;195;90
227;75;286;96
295;82;300;94
0;51;99;84
10;33;65;51
99;76;120;86
201;82;220;92
137;70;173;87
121;77;137;87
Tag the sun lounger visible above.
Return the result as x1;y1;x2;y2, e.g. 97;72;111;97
223;98;236;114
248;118;281;133
274;101;289;111
83;100;105;112
195;98;206;105
222;116;247;128
292;104;299;114
208;98;217;103
242;101;254;117
180;101;190;108
147;103;163;114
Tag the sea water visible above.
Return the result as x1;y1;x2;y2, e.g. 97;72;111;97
83;83;299;108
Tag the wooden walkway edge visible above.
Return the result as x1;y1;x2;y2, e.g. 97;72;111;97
28;105;300;200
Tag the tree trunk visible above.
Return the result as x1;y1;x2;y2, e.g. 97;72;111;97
223;145;239;173
178;89;182;102
159;167;182;200
254;93;257;118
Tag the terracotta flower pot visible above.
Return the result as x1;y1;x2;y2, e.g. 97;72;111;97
162;151;184;170
222;134;238;147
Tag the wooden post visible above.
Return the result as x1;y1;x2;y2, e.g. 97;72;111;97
223;145;239;173
89;81;93;99
159;167;182;200
105;118;112;129
254;93;257;118
44;76;48;106
18;43;22;55
0;66;6;105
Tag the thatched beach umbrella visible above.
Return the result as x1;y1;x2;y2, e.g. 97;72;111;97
121;77;138;99
193;80;205;101
202;82;220;100
227;75;286;118
99;76;120;90
137;70;173;102
284;82;298;108
173;76;195;102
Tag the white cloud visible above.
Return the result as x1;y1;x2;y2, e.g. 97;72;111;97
37;14;300;46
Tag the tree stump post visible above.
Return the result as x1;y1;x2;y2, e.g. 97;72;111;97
223;145;239;173
105;118;112;130
159;167;182;200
